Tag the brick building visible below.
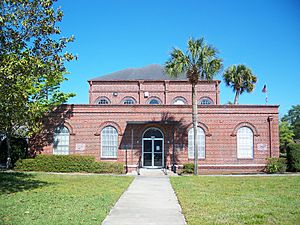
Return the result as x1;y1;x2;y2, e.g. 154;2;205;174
42;64;279;173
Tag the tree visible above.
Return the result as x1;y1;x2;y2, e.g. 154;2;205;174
165;38;222;175
282;105;300;140
0;0;76;168
279;121;294;153
222;65;257;104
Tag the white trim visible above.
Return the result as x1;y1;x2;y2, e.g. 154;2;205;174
124;165;138;168
100;126;118;158
177;164;266;167
142;127;164;168
237;126;254;159
53;126;70;155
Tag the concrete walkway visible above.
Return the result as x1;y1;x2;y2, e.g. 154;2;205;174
102;173;186;225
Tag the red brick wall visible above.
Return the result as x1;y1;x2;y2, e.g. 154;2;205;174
41;104;279;173
89;80;220;105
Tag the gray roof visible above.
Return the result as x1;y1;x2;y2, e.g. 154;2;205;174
89;64;187;81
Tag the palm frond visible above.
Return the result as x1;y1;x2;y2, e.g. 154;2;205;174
165;37;222;83
222;64;257;94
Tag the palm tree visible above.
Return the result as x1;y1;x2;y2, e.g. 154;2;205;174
223;65;257;104
165;38;222;175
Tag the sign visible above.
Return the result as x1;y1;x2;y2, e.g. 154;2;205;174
76;143;86;151
257;144;267;151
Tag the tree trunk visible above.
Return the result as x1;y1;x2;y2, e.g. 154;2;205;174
192;83;199;175
234;89;240;104
6;133;12;169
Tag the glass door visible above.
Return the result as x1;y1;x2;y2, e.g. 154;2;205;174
142;138;163;167
143;140;152;167
154;140;163;167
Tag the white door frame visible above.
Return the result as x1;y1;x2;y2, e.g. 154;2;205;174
142;128;164;168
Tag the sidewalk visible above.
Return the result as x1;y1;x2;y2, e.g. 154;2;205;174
102;174;186;225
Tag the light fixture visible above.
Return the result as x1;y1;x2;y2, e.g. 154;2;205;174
144;91;149;98
113;92;118;96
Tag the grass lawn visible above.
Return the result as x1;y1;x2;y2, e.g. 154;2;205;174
170;176;300;225
0;172;133;225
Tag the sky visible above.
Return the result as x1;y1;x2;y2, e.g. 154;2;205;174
57;0;300;117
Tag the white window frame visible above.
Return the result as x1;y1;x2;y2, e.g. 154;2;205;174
199;98;213;105
173;97;187;105
147;97;161;105
53;126;69;155
96;97;110;105
188;127;205;159
237;126;254;159
101;126;118;158
122;97;136;105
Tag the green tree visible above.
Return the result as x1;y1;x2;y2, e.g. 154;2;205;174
0;0;76;168
165;38;222;175
222;65;257;104
282;105;300;140
279;121;295;153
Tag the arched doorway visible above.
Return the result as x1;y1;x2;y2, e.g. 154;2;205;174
142;128;164;168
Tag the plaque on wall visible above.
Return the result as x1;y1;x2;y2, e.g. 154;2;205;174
257;144;267;151
76;143;86;151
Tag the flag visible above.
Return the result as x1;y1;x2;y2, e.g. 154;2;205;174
262;84;267;93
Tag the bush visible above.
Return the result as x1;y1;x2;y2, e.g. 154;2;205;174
287;143;300;172
265;158;287;173
0;137;28;166
15;155;124;174
182;163;194;174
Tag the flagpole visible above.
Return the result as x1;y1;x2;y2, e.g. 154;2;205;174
262;84;268;105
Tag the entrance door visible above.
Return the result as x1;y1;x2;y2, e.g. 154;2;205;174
142;128;164;168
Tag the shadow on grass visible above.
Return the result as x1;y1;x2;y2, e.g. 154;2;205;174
0;172;50;194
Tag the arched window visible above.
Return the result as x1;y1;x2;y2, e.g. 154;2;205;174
199;98;213;105
101;126;118;158
53;126;69;155
188;127;205;159
148;97;161;105
173;97;187;105
96;97;110;105
143;128;163;138
237;127;253;159
122;97;136;105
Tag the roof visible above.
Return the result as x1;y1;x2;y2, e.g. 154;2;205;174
89;64;187;81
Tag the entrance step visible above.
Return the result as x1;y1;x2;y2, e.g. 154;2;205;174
138;168;166;177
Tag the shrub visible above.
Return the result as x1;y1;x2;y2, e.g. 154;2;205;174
15;155;124;174
286;143;300;172
0;137;28;166
265;158;287;173
182;163;194;174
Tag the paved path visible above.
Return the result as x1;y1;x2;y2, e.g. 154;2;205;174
102;174;186;225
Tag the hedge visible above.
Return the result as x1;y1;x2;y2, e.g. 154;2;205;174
182;163;194;174
15;155;124;174
265;158;287;174
287;143;300;172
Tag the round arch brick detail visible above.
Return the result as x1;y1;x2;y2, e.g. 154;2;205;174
94;121;122;136
231;122;260;137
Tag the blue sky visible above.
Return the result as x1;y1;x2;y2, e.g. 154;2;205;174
58;0;300;117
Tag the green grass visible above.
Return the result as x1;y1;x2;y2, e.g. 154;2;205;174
0;172;133;225
170;176;300;225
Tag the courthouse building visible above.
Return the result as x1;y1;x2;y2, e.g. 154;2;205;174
41;64;279;173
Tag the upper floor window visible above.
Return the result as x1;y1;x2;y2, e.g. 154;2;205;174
148;97;161;105
237;126;253;159
199;98;213;105
173;97;187;105
53;126;69;155
96;97;110;105
122;97;136;105
101;126;118;158
188;127;205;159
